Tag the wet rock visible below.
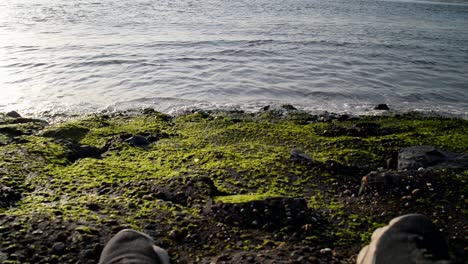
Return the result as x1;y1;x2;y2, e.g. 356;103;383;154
51;242;65;254
281;104;297;111
290;149;315;166
0;185;21;208
6;111;21;118
398;145;468;170
217;254;231;261
126;135;150;147
374;104;390;110
86;203;100;211
213;197;321;232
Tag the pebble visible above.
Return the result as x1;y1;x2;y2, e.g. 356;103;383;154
32;229;43;235
217;254;231;261
52;242;65;254
320;248;332;254
401;195;412;201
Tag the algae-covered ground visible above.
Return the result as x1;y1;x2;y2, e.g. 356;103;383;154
0;108;467;263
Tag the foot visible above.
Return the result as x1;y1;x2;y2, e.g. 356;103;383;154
357;214;451;264
99;229;170;264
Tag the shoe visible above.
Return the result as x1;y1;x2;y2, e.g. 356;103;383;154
99;229;170;264
357;214;451;264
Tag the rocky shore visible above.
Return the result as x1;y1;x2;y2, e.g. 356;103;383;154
0;107;467;263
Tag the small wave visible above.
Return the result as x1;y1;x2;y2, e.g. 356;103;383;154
214;49;279;57
3;62;51;69
66;59;140;67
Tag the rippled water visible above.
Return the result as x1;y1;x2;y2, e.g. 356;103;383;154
0;0;467;117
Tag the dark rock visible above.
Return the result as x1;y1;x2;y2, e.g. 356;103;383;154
0;185;21;208
51;242;65;254
398;145;468;170
386;152;398;170
290;149;314;166
217;254;232;261
141;108;156;115
74;145;104;159
126;135;150;147
6;111;21;118
86;203;100;211
374;104;390;110
281;104;297;111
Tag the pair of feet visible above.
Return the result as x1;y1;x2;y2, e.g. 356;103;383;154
99;214;451;264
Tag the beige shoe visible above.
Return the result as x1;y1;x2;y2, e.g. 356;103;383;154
357;214;451;264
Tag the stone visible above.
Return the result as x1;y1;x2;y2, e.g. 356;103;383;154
374;104;390;110
0;185;21;208
126;135;150;147
281;104;297;111
217;254;231;261
290;149;314;165
6;111;21;118
320;248;332;254
398;145;468;170
52;242;65;254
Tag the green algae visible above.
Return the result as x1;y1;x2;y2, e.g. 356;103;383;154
0;110;467;262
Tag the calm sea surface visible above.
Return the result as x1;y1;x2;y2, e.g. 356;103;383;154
0;0;467;117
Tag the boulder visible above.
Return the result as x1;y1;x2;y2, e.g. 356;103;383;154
6;111;21;118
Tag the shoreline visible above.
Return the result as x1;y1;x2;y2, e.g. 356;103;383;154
4;101;468;126
0;108;467;263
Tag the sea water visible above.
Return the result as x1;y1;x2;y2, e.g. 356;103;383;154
0;0;467;118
